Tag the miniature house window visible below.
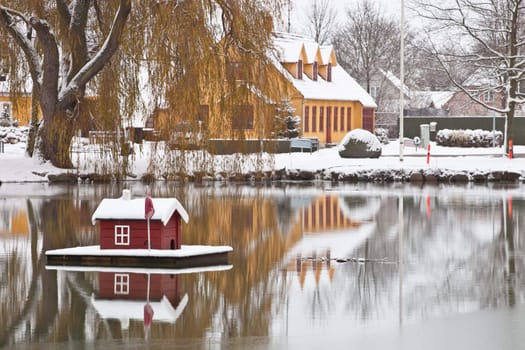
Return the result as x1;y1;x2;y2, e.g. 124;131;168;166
114;225;130;246
114;274;130;295
298;60;303;79
313;62;318;81
327;63;332;82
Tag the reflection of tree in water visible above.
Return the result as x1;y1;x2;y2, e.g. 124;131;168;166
400;195;525;320
0;196;93;347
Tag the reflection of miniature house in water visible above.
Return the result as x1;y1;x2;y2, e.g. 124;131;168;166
91;190;189;250
91;271;188;329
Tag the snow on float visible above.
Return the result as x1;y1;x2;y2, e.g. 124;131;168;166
46;189;233;268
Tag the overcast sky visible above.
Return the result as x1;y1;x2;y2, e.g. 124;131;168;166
279;0;403;35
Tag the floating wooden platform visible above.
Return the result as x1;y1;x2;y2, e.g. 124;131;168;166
46;245;233;269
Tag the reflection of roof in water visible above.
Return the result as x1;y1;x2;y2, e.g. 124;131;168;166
91;294;188;327
283;222;375;261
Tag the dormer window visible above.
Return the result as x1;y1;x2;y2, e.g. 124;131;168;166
327;63;332;82
313;62;318;81
298;59;303;80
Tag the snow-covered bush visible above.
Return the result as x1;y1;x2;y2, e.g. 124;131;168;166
436;129;503;147
338;128;382;158
375;127;389;144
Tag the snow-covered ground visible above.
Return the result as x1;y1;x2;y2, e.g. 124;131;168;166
0;134;523;183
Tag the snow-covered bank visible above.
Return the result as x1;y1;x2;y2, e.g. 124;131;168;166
0;136;523;184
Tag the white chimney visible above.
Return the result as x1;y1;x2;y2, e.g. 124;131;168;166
122;189;131;200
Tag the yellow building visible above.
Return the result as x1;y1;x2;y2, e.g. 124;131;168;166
148;32;377;146
272;32;377;144
0;79;34;126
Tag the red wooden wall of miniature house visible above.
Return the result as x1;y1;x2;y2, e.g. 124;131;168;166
98;272;181;304
99;214;182;249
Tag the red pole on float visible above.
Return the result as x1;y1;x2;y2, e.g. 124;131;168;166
426;144;431;165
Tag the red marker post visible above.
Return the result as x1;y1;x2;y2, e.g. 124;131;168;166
426;143;431;165
145;194;155;251
509;139;513;159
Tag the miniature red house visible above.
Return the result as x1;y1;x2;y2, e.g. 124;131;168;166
91;190;189;250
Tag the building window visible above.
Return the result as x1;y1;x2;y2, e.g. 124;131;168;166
198;105;209;123
319;106;324;132
115;225;130;246
312;106;317;132
226;60;242;81
327;63;332;82
340;107;345;130
233;105;254;130
483;91;494;103
347;107;352;131
313;62;318;81
298;60;303;80
370;86;378;99
334;106;338;131
304;106;310;132
114;274;130;295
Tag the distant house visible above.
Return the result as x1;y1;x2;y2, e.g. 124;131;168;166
272;32;377;144
0;79;35;126
145;32;377;145
443;70;506;116
91;190;189;250
368;69;454;135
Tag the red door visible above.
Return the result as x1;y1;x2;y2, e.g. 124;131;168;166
362;108;374;132
326;107;332;143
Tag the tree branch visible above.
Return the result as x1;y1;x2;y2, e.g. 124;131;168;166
58;0;131;110
0;6;42;97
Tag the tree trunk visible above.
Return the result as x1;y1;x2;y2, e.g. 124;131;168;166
39;112;76;168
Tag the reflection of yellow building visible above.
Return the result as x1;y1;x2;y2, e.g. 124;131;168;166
285;195;374;288
302;195;360;234
0;208;29;236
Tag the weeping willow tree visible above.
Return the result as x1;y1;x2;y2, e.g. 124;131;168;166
0;0;285;170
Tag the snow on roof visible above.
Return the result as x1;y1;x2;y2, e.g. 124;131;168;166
273;33;306;63
272;32;376;108
91;293;188;326
380;69;411;97
288;65;377;107
319;45;336;66
462;68;499;87
91;194;189;226
411;90;455;109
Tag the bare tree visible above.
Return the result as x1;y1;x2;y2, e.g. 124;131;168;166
332;0;401;93
411;0;525;153
302;0;337;44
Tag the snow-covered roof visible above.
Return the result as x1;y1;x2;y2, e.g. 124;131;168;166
273;32;376;108
91;194;189;226
319;45;335;65
411;90;455;109
379;69;411;98
91;294;188;326
462;68;499;87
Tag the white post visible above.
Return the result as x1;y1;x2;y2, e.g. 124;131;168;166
398;194;404;325
399;0;405;162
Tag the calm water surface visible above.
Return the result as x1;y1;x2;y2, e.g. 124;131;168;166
1;182;525;349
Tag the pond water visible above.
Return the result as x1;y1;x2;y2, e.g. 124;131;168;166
1;182;525;349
